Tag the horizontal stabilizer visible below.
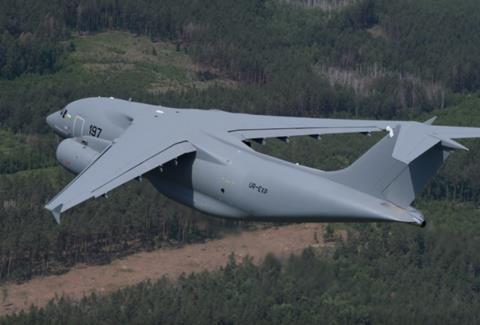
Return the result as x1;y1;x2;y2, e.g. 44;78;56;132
392;123;479;164
440;138;469;151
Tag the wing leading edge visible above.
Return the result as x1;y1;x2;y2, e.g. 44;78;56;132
223;113;395;141
45;117;196;223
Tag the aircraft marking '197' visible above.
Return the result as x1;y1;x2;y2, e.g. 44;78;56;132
89;124;103;137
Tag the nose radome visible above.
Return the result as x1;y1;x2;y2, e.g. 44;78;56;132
46;112;58;128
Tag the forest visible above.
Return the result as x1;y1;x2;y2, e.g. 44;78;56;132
4;201;480;324
1;0;480;322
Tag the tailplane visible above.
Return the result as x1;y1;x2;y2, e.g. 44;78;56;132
325;120;479;208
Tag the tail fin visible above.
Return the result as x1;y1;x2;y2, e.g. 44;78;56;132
325;125;450;208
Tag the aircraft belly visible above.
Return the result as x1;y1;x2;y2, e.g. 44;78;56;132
147;156;248;218
189;158;249;217
200;151;423;224
148;145;423;224
188;151;344;220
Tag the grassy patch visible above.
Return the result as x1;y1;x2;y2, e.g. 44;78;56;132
429;94;480;126
416;200;480;232
0;129;57;174
68;31;235;94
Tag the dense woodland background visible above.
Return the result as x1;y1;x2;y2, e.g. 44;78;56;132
1;0;480;323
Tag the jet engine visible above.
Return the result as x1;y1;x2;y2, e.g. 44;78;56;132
56;137;110;174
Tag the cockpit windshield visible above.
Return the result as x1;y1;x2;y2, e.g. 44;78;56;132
60;109;72;119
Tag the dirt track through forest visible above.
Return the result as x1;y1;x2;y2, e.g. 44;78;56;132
0;223;337;315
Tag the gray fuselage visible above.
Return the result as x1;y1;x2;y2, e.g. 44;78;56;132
148;133;396;223
48;99;390;223
50;96;480;226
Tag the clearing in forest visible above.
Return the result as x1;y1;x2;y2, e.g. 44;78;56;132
0;223;343;315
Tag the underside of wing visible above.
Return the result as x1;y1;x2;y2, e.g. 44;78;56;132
230;126;383;142
45;119;196;223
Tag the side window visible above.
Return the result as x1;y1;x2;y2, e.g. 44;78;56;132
73;116;85;137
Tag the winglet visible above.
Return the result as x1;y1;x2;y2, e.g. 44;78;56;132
49;204;63;224
424;116;437;125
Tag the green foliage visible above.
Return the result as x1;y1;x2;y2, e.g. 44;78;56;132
420;95;480;202
0;0;68;80
0;130;56;174
376;0;480;91
0;167;242;281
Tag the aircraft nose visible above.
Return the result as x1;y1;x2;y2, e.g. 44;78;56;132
46;112;58;129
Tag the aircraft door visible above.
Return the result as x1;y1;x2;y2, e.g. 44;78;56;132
73;116;85;137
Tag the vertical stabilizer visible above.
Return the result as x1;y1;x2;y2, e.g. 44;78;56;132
325;126;450;208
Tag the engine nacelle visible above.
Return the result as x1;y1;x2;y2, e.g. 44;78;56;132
56;138;107;174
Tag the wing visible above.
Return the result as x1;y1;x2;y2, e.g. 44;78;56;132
221;113;393;141
45;117;195;223
219;112;480;163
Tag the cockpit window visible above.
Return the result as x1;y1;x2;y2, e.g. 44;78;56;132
60;109;71;119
